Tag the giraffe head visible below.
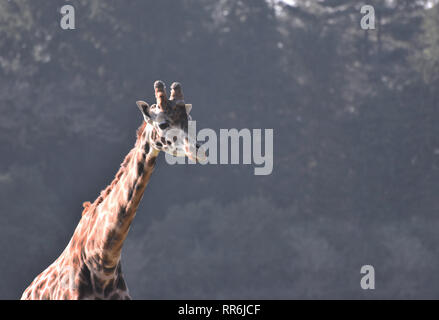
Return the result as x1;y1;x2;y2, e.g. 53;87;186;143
136;80;205;161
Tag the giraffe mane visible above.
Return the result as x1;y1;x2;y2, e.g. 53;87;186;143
136;121;147;140
81;121;147;217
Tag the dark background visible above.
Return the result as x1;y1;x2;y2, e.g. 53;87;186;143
0;0;438;299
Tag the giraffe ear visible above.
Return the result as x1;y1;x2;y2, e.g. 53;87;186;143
136;101;151;121
185;104;192;115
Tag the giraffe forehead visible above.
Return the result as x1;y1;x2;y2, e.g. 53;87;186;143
168;106;189;126
151;107;188;130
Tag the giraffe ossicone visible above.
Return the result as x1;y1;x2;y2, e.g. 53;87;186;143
21;81;204;300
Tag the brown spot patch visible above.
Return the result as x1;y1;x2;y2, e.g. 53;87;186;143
110;293;120;300
148;156;157;166
116;276;127;291
104;282;115;298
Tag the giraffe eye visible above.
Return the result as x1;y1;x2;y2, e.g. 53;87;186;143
158;122;169;130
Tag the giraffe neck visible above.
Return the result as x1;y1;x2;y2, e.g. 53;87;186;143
77;122;158;275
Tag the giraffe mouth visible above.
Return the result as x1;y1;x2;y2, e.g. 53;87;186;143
185;141;206;163
163;129;206;162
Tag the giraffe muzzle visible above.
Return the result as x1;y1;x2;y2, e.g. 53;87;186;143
184;140;207;163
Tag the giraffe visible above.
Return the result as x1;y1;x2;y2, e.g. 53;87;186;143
21;80;205;300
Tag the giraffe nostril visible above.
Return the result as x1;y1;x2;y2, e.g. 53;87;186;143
167;140;172;145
